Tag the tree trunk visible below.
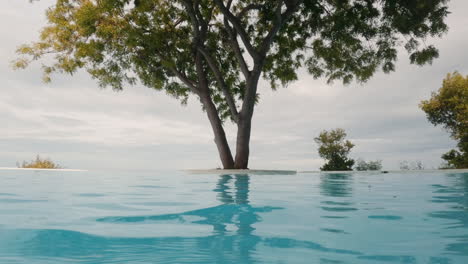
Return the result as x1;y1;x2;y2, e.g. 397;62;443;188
200;94;235;169
234;115;252;169
233;73;260;169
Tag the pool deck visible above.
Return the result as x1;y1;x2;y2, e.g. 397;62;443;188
0;167;87;172
300;169;468;173
185;169;297;175
187;169;468;175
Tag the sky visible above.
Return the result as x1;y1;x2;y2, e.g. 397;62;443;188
1;0;467;171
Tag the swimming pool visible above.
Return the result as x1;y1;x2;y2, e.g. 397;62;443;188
1;169;467;263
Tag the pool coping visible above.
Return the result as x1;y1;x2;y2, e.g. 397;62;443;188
184;169;297;175
0;167;87;172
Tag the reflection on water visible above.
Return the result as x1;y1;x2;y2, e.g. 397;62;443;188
320;173;353;198
429;173;468;256
1;171;468;263
320;173;357;217
98;175;281;238
0;174;359;263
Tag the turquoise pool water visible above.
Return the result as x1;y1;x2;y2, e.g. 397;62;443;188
0;170;467;263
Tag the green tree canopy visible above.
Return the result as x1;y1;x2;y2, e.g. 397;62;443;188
15;0;450;169
315;128;355;171
420;72;468;169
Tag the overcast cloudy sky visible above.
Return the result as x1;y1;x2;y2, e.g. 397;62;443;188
1;0;467;171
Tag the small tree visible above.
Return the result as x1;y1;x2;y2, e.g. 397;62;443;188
315;128;354;171
355;159;368;171
399;160;410;170
420;72;468;169
413;160;424;170
17;155;62;169
399;160;424;170
355;159;382;171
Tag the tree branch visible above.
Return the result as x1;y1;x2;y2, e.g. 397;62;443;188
181;0;201;40
258;0;301;56
213;0;259;60
170;68;199;94
198;46;239;122
153;50;199;94
193;0;209;35
223;17;250;79
241;0;303;117
237;4;263;18
183;0;238;122
226;0;233;9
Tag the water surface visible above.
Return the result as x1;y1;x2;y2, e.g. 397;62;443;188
0;170;467;263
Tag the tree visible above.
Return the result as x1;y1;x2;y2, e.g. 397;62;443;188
17;155;62;169
420;72;468;169
413;160;424;170
355;159;382;171
15;0;450;169
315;128;354;171
399;160;410;170
399;160;424;170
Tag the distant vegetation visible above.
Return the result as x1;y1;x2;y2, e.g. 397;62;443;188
17;155;62;169
355;159;383;171
399;160;424;170
315;128;355;171
420;72;468;169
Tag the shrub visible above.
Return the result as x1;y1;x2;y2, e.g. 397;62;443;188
315;128;355;171
17;155;62;169
355;159;383;171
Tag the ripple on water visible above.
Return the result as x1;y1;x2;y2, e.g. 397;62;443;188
128;202;197;206
320;228;348;234
320;206;358;212
320;258;345;264
74;203;147;211
1;170;468;263
130;185;171;189
263;237;361;255
321;201;354;206
429;256;453;264
96;204;283;224
367;215;403;220
0;228;363;263
74;193;106;197
358;255;416;263
321;216;349;219
0;199;47;203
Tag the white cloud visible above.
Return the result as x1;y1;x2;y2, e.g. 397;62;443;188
1;93;211;146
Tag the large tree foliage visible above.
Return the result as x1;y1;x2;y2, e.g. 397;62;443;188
315;128;355;171
15;0;450;169
420;72;468;169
